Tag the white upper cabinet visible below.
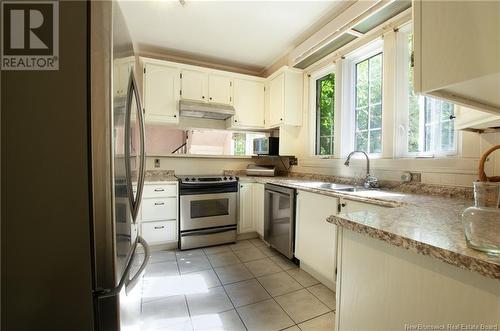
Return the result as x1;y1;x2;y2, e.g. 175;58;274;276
113;56;135;97
143;62;180;124
208;75;233;105
181;69;207;103
228;78;265;129
455;106;500;131
267;67;304;127
413;0;500;113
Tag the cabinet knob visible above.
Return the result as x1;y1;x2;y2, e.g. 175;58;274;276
280;118;283;121
235;119;238;122
209;97;212;100
173;114;177;118
202;96;205;99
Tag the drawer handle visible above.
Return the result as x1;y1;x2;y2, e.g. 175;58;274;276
154;188;165;192
154;226;165;229
154;202;165;206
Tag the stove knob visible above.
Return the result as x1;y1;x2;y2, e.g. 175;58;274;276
185;177;190;181
235;176;239;180
229;176;233;180
191;177;196;181
223;177;227;180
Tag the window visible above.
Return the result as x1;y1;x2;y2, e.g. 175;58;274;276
315;73;335;155
354;52;383;154
398;28;456;156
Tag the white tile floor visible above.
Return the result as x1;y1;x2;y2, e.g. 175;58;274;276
140;239;336;331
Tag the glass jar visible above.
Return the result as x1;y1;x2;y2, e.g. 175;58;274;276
462;182;500;254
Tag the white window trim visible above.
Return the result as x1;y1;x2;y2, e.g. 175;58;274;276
341;39;384;158
308;63;338;158
394;24;458;158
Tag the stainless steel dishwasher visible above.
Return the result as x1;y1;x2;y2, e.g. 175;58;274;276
264;183;296;259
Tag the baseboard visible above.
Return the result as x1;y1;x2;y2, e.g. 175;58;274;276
299;260;336;291
237;232;259;240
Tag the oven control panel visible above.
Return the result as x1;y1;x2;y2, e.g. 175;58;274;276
180;176;239;184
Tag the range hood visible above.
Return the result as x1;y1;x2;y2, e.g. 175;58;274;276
179;100;235;120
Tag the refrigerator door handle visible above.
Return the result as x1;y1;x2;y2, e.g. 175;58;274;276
94;238;139;300
125;235;150;294
124;70;146;223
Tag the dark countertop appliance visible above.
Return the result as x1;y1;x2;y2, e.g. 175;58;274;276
253;137;279;155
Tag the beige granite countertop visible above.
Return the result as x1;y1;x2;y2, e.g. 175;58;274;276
144;170;499;279
236;174;500;280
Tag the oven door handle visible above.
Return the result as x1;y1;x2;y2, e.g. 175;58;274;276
182;227;236;237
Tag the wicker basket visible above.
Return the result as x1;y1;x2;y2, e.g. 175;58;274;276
476;145;500;208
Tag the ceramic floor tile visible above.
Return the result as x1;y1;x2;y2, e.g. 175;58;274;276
214;263;254;285
233;247;267;262
249;238;266;248
224;278;271;307
307;284;336;310
203;245;232;255
185;286;234;316
257;246;279;258
230;240;254;252
282;326;301;331
244;258;282;277
286;268;320;287
148;250;177;263
269;256;298;271
183;269;222;289
236;299;294;331
257;271;302;297
190;309;245;331
176;249;205;258
141;294;191;331
274;289;330;324
298;312;335;331
177;255;212;274
145;261;179;279
207;251;241;268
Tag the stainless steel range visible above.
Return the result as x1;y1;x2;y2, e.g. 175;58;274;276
179;175;239;250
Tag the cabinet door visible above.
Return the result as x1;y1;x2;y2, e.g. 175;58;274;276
181;69;207;102
144;63;180;124
232;79;265;128
208;75;233;105
295;190;337;289
238;183;254;233
252;183;265;236
269;73;285;127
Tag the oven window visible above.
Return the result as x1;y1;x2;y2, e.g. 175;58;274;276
191;199;229;218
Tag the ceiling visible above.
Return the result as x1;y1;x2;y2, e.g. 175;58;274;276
118;1;352;75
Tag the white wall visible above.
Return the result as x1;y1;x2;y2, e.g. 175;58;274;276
146;156;250;175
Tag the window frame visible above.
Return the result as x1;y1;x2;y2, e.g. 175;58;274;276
341;39;384;158
394;24;458;158
309;63;337;158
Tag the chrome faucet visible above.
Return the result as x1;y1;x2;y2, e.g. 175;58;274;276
344;151;380;189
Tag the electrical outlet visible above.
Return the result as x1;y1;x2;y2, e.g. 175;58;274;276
289;157;298;166
410;172;421;182
154;158;160;168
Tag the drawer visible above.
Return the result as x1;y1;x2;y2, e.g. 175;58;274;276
141;197;177;221
142;221;176;244
143;184;177;198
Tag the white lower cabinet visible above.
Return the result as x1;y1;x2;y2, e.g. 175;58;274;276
336;228;500;331
141;221;176;245
238;182;254;234
295;190;338;290
140;182;178;245
252;183;265;237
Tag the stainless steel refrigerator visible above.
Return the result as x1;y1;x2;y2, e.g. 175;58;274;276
90;1;150;330
1;1;148;330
